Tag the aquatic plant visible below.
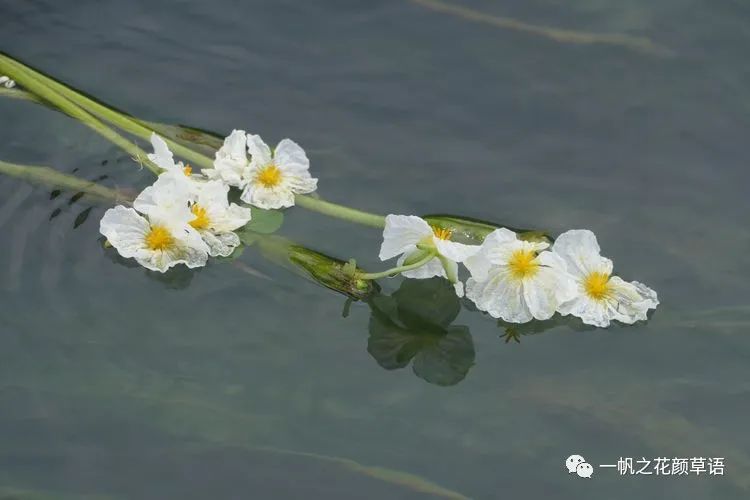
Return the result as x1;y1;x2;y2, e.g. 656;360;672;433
0;51;658;329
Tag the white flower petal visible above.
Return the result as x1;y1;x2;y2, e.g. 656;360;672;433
274;138;310;172
552;229;611;278
133;173;194;230
136;241;208;273
523;266;576;321
100;206;150;258
379;215;433;261
607;277;659;324
247;134;273;168
206;129;248;186
399;253;445;279
558;295;614;327
285;170;318;194
466;268;532;323
210;203;253;232
147;133;180;172
434;239;480;263
464;250;493;282
240;184;295;210
200;231;241;257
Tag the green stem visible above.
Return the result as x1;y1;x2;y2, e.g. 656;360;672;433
0;52;215;170
295;194;386;228
0;86;44;104
0;58;161;175
0;160;131;203
357;251;436;280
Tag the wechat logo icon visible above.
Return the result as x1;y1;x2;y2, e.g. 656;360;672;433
566;454;594;478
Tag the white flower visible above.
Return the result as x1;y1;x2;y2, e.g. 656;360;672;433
464;228;577;323
240;134;317;209
186;180;253;257
134;172;252;258
0;76;16;89
379;215;479;296
101;173;209;272
552;229;659;327
99;204;209;273
203;129;249;187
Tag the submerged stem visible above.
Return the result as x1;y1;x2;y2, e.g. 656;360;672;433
357;250;436;280
295;194;386;228
0;160;131;203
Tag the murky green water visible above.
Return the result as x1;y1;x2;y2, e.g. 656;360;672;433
1;1;749;498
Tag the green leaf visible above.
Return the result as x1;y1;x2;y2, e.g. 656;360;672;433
239;208;284;236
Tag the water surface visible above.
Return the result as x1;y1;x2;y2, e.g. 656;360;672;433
1;1;749;498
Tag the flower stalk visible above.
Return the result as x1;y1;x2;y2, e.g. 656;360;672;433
295;194;386;228
357;249;436;280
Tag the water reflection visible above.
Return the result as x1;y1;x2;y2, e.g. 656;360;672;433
366;278;475;386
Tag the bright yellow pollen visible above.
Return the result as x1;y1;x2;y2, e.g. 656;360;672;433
583;271;612;300
257;164;283;188
432;226;452;240
508;249;539;279
145;225;175;251
183;164;193;176
190;204;210;230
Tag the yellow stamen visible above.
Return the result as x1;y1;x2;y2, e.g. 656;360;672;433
432;225;452;240
145;225;175;251
508;249;539;279
183;164;193;176
190;204;210;230
583;271;612;300
257;164;283;188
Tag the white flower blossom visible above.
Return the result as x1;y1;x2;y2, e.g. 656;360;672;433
185;180;253;257
134;171;251;258
552;229;659;327
100;193;209;273
379;215;479;296
0;76;16;88
464;228;576;323
240;134;317;209
202;129;249;187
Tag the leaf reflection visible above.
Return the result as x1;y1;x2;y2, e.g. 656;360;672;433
366;278;475;387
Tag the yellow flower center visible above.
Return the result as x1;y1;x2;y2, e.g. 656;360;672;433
257;164;283;188
583;271;612;300
183;164;193;176
508;249;539;280
189;204;210;230
431;225;452;240
145;225;175;251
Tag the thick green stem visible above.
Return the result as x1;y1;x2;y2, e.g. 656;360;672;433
295;194;386;228
0;58;160;175
357;251;436;280
0;53;215;171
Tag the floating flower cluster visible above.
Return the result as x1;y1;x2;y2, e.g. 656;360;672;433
100;130;657;328
99;131;311;271
380;217;658;327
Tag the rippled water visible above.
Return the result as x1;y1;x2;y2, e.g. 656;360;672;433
2;1;750;498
